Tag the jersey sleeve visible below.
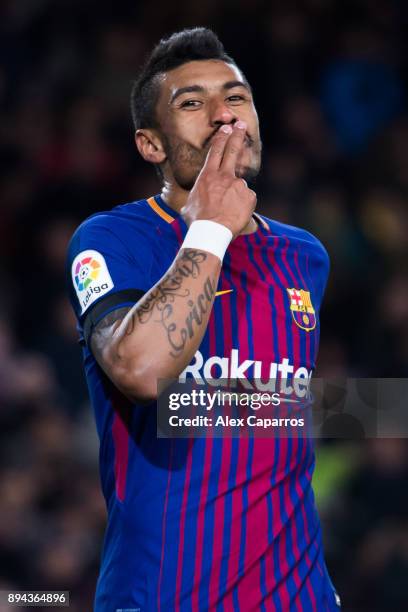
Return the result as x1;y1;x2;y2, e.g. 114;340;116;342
66;213;152;345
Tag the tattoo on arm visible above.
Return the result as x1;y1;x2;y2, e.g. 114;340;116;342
136;249;207;324
163;275;216;357
90;250;218;362
124;249;218;357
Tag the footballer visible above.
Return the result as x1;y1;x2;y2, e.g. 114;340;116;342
67;28;340;611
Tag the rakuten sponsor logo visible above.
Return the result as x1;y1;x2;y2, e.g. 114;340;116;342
179;348;312;396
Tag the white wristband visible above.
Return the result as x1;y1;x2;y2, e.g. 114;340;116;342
181;220;233;262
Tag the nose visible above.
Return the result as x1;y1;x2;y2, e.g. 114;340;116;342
209;99;238;128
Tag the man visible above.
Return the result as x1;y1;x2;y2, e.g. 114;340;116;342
67;28;340;611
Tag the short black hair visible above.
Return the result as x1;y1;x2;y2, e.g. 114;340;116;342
130;28;237;131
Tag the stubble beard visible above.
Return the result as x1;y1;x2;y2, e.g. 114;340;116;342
162;135;262;191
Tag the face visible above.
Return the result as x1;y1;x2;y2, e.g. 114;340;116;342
152;60;262;190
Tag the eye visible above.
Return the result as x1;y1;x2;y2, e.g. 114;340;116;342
180;99;202;108
226;95;246;103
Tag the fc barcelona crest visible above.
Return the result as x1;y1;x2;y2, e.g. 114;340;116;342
286;288;316;332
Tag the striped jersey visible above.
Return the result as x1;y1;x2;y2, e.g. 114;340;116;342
66;195;340;611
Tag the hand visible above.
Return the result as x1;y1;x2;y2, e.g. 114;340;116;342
181;121;257;238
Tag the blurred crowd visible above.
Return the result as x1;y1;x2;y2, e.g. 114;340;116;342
1;0;408;609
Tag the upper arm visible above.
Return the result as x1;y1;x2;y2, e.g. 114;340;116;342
90;306;134;393
66;214;152;395
66;215;152;321
90;306;132;366
89;304;156;403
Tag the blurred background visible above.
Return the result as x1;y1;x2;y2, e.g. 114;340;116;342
1;0;408;610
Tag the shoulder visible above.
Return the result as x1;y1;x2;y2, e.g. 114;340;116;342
66;199;157;319
259;214;326;247
259;214;330;266
66;197;159;289
70;198;157;246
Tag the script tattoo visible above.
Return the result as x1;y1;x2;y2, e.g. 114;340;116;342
129;249;217;357
163;276;216;357
136;249;207;325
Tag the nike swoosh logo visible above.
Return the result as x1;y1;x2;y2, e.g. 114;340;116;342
215;289;234;297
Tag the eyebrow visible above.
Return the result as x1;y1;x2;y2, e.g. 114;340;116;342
170;80;251;104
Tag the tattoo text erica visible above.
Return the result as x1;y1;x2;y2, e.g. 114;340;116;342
134;249;216;357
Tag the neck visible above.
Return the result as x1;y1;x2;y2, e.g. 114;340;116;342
160;180;258;235
161;179;189;213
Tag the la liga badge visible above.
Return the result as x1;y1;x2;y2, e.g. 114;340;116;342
71;249;114;314
286;288;316;332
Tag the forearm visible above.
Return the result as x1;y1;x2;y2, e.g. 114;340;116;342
105;248;221;399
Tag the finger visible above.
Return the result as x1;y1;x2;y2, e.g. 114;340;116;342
220;120;247;175
233;177;248;191
203;124;233;171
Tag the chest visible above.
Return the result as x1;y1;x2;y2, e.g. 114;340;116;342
148;232;322;377
215;240;319;367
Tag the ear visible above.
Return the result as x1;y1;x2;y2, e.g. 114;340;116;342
135;129;166;165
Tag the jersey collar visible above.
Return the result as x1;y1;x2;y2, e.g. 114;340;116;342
146;195;179;224
147;194;270;234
